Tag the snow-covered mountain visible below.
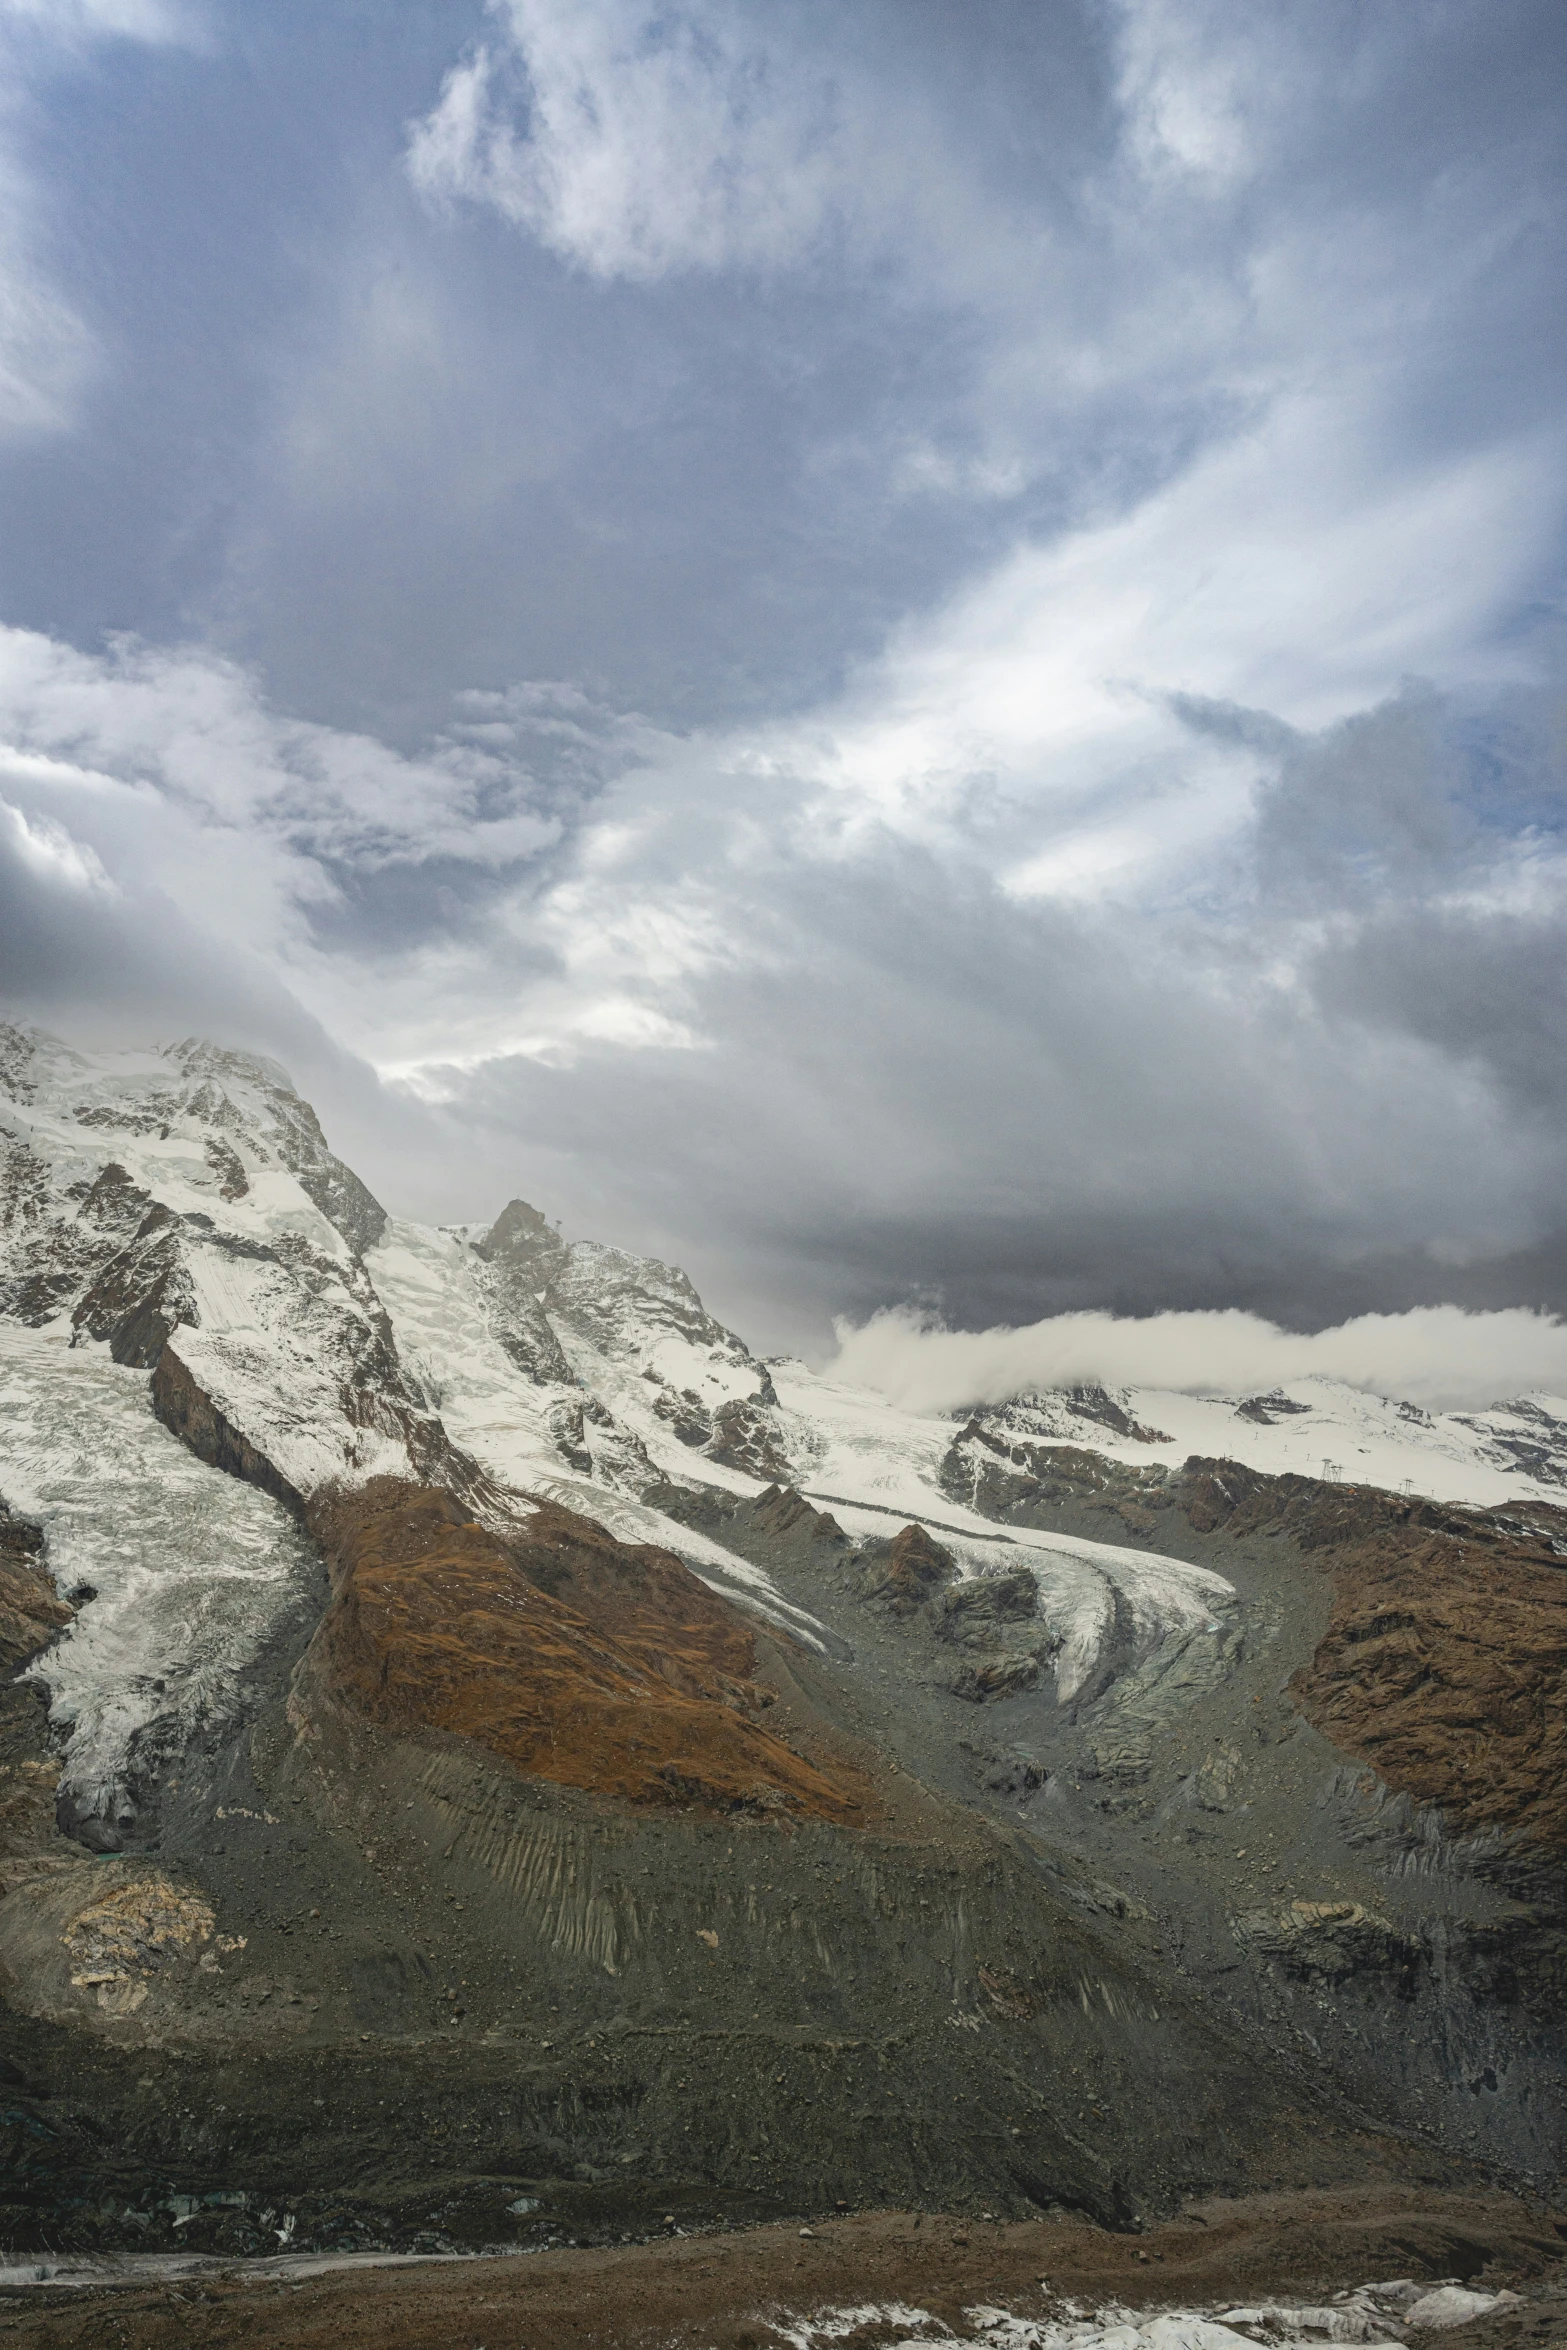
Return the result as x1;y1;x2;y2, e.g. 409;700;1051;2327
3;1021;1564;1834
4;1022;1567;2249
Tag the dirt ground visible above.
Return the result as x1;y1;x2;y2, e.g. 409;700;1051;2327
1;2189;1564;2350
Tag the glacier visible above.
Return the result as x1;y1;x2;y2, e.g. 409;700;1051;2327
0;1323;313;1828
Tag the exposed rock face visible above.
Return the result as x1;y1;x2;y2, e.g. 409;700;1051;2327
0;1026;442;1499
0;1501;71;1675
544;1392;658;1489
651;1382;713;1445
853;1538;1065;1701
1061;1385;1173;1444
461;1193;794;1485
62;1870;218;2007
652;1482;851;1588
303;1478;862;1821
151;1344;309;1517
706;1394;792;1481
169;1039;388;1257
947;1436;1567;1864
932;1568;1053;1702
469;1200;575;1385
0;1501;71;1862
943;1398;1172;1502
1178;1460;1567;1859
926;1424;1567;2171
1236;1391;1313;1425
0;1028;387;1306
71;1198;193;1367
729;1483;847;1558
934;1565;1039;1642
478;1195;753;1370
1234;1899;1422;1990
1453;1397;1567;1489
942;1422;1180;1538
473;1196;569;1277
949;1650;1044;1700
857;1523;954;1615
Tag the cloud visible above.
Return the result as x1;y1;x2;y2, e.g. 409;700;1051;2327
802;396;1561;848
830;1301;1567;1415
0;624;559;881
0;623;563;1083
407;0;899;281
0;3;193;33
0;0;197;441
0;135;92;440
4;628;1564;1356
170;0;1559;757
0;795;115;891
358;683;1564;1346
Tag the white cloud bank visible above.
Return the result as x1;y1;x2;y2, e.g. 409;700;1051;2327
831;1303;1567;1416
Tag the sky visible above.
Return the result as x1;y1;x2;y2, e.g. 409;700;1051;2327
0;0;1564;1360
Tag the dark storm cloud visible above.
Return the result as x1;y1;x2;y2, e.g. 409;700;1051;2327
1233;673;1567;1130
1317;908;1567;1126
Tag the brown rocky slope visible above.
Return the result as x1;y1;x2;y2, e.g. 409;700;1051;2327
300;1478;865;1821
1179;1461;1567;1860
0;1504;73;1861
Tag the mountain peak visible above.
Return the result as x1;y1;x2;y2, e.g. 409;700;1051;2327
475;1195;565;1267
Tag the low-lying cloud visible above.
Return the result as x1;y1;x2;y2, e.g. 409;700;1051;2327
830;1303;1567;1416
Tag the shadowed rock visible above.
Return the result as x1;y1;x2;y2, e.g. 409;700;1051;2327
934;1566;1039;1645
857;1523;955;1616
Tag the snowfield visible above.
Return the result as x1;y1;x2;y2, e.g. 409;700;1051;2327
770;1355;1567;1516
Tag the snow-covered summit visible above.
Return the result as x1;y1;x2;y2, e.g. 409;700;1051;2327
0;1023;435;1501
938;1376;1567;1510
5;1025;1567;1835
11;1023;1562;1532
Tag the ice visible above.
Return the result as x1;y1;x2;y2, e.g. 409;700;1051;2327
750;1365;1235;1700
1401;2288;1523;2331
966;1377;1567;1510
0;1324;315;1821
367;1221;580;1490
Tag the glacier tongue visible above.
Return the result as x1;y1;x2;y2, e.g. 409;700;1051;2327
364;1219;1238;1679
0;1325;313;1826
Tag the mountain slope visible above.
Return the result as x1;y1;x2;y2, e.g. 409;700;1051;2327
1;1022;1565;2255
